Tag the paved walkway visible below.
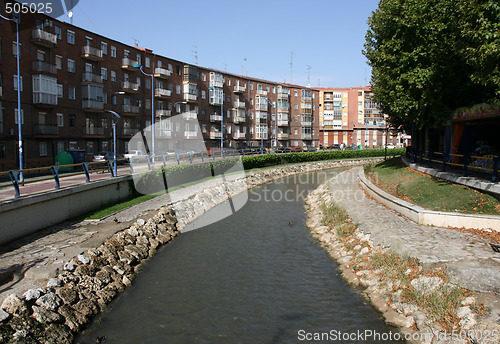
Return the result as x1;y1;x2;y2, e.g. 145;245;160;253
326;167;500;318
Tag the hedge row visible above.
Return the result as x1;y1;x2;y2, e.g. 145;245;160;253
134;148;404;194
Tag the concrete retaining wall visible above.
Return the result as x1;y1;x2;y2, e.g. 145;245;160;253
0;176;135;245
359;169;500;231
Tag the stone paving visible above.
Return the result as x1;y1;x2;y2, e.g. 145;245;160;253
326;167;500;294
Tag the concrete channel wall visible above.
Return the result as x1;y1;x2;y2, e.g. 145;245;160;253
0;176;135;246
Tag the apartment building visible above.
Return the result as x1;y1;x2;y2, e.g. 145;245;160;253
318;87;400;148
0;6;323;170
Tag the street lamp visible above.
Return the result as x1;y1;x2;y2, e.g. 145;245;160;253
133;64;155;158
105;110;120;176
1;13;22;179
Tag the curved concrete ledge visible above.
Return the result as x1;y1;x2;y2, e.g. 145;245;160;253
402;156;500;197
358;168;500;232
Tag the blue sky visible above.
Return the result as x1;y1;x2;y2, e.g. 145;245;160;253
59;0;379;87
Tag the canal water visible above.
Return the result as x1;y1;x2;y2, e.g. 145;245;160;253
76;169;403;344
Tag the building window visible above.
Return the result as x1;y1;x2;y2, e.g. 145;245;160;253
176;85;181;94
294;90;298;97
294;104;298;110
12;41;21;58
57;84;63;98
110;46;116;58
14;109;24;124
55;26;62;40
55;55;62;70
145;79;151;89
57;141;64;153
227;78;231;86
101;68;107;80
67;59;75;73
13;75;23;91
86;142;94;154
137;55;141;66
111;70;116;82
57;113;64;127
69;115;76;127
39;142;48;156
111;94;117;105
68;86;76;99
101;42;107;55
201;90;206;99
157;60;162;68
202;108;206;116
201;73;206;81
249;83;253;90
67;30;75;44
145;57;150;68
145;99;151;110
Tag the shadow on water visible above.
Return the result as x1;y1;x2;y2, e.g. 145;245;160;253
76;168;404;344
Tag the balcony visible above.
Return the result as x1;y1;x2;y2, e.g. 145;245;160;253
233;132;246;139
33;124;58;136
185;131;198;139
184;93;197;101
121;81;139;92
301;102;313;109
122;58;139;70
302;120;312;126
210;131;222;139
81;46;103;61
182;111;198;120
83;126;105;136
233;115;246;124
155;129;172;138
33;93;57;106
278;133;288;140
277;119;289;126
364;121;386;128
82;99;104;111
122;128;139;136
32;61;57;75
256;90;268;96
255;133;268;140
256;118;267;125
278;91;289;99
121;104;140;114
255;103;268;111
31;28;57;47
210;115;222;122
156;109;171;117
301;133;313;140
155;88;171;98
82;72;103;83
233;85;246;94
234;100;245;109
154;67;172;78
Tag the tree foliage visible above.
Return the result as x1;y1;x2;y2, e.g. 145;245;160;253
363;0;499;130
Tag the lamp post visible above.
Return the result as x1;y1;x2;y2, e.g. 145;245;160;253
133;64;155;158
1;13;22;179
105;110;121;176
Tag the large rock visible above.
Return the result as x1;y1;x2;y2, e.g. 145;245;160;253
31;306;63;323
23;289;41;302
39;324;73;344
0;308;10;322
56;286;79;305
35;292;62;311
1;294;28;316
410;276;443;296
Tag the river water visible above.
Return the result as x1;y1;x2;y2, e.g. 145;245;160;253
76;169;403;344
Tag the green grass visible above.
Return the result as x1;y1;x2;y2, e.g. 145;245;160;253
366;158;500;215
84;193;160;220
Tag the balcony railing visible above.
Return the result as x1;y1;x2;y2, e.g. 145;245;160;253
278;133;288;140
82;99;104;110
33;93;57;105
210;115;222;122
210;131;222;139
301;133;313;140
255;104;268;111
155;88;171;97
84;126;104;135
182;111;198;120
121;81;139;92
301;95;313;102
233;132;246;139
233;115;246;124
155;129;172;137
255;133;268;139
154;67;172;78
34;124;58;135
277;119;289;126
256;90;268;96
234;85;246;93
82;46;103;60
122;58;139;70
278;91;289;98
302;120;312;126
364;121;386;128
156;109;171;117
185;131;198;138
234;100;245;109
123;128;139;136
32;61;57;74
256;118;267;125
184;93;197;101
209;80;224;88
32;28;57;46
82;72;103;83
301;102;313;109
122;104;140;114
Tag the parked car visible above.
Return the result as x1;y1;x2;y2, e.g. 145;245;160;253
124;150;147;159
327;144;341;150
386;143;396;149
93;152;125;163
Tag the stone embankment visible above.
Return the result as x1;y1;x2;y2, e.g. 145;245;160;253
0;157;383;343
305;168;500;344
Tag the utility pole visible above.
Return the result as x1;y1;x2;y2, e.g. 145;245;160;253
290;52;293;83
307;65;311;87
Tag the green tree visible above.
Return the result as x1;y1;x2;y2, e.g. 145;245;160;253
363;0;497;131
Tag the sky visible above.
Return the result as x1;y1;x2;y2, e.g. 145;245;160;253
57;0;380;88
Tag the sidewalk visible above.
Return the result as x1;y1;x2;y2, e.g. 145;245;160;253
325;167;500;319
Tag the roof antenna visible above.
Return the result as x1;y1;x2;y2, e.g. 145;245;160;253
307;65;311;87
290;52;293;83
193;46;198;65
132;37;139;47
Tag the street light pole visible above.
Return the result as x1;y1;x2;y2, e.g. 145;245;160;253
105;110;121;176
1;13;22;179
134;65;155;158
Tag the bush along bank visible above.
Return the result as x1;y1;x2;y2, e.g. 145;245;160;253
305;182;494;344
0;207;178;344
